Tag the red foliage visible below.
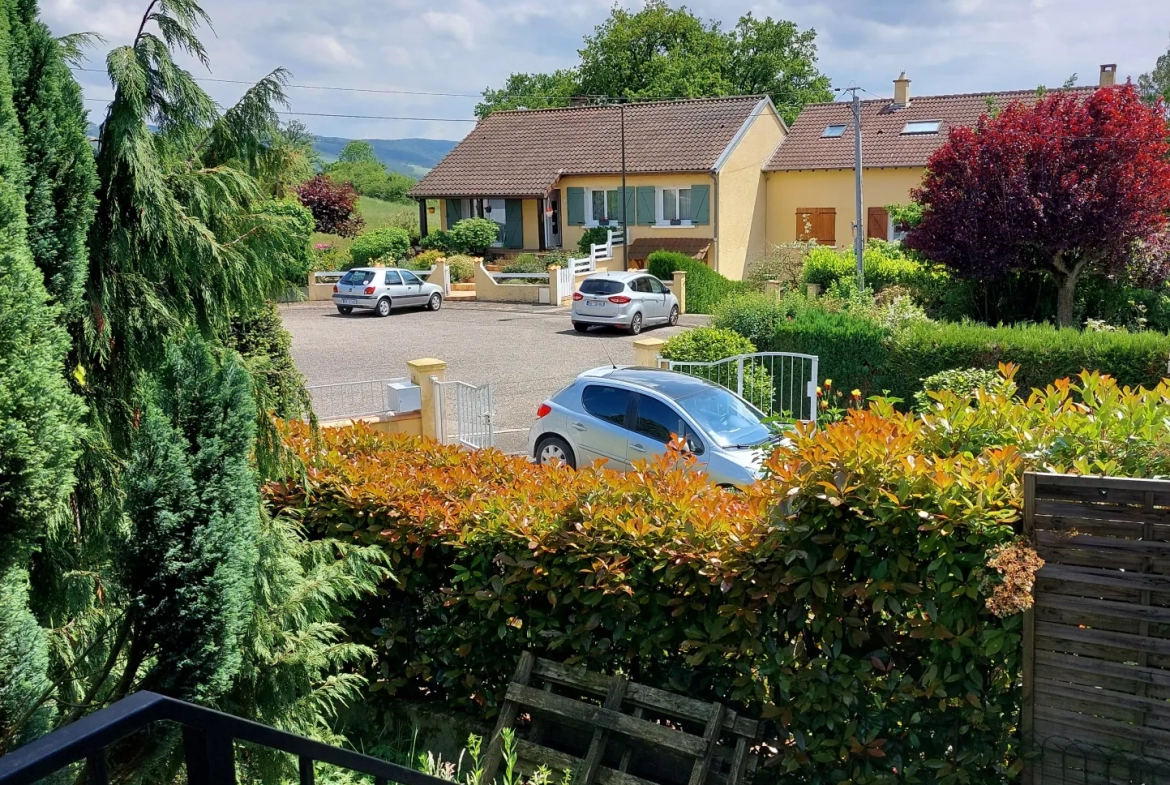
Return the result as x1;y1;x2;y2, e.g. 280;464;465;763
295;174;364;237
905;84;1170;325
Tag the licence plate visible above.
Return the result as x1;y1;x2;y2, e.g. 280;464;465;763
586;300;605;307
341;298;357;305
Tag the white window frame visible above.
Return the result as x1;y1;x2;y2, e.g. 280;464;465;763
889;221;908;243
657;187;693;227
482;198;506;247
901;120;942;135
583;188;623;228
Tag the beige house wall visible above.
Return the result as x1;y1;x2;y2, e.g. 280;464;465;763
713;104;786;280
431;198;543;250
765;167;925;246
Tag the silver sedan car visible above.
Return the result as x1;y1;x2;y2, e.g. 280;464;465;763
571;271;679;334
528;367;782;488
332;267;444;316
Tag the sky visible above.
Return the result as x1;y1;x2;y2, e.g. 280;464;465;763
45;0;1170;143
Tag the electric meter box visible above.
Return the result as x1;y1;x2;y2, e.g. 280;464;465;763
384;381;421;414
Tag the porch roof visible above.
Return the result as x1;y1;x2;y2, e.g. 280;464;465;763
410;96;767;199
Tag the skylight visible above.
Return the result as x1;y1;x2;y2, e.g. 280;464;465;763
902;120;942;135
822;124;847;138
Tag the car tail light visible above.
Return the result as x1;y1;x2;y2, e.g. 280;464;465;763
608;295;631;304
536;403;552;418
332;284;338;293
364;286;376;295
572;292;584;301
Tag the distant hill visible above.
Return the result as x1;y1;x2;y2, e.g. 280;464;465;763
86;123;456;177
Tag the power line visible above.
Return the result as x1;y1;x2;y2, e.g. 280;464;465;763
81;97;478;122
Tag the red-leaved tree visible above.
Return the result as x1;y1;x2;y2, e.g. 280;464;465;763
905;83;1170;327
295;174;364;237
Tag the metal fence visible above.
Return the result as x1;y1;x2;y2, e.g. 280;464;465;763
664;352;818;422
435;379;493;449
306;379;407;421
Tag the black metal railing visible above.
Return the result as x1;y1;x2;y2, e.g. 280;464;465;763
0;691;450;785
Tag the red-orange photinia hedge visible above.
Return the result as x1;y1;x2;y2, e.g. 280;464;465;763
266;368;1170;785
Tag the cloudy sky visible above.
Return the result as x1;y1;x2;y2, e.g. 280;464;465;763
45;0;1170;143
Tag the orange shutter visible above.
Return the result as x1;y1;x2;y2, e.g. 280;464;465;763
868;207;888;240
797;208;836;245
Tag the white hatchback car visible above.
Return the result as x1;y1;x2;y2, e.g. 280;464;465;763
571;271;680;334
332;267;444;317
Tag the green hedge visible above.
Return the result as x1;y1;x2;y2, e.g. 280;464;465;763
660;327;773;410
350;227;411;266
802;241;950;306
647;251;745;314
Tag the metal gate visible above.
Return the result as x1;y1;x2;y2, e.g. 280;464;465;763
306;378;407;421
664;352;819;422
435;380;494;449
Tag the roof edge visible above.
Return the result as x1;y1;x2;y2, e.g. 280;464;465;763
713;97;780;173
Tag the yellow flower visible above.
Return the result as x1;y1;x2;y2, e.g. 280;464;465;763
824;379;833;388
815;387;823;397
820;399;829;409
851;389;862;398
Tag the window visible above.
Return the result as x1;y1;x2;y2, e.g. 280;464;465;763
646;277;668;295
400;270;422;284
383;270;402;285
901;120;941;135
630;277;653;294
676;388;771;449
796;208;835;245
483;198;506;246
579;279;625;296
341;270;375;285
822;124;847;138
659;187;692;224
581;385;631;428
633;394;688;445
587;189;621;226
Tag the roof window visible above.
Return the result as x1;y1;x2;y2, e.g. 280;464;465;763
822;124;847;138
901;120;941;135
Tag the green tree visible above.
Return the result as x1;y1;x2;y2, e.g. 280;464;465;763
337;138;377;164
260;120;320;198
474;69;580;116
726;14;833;125
1139;33;1170;106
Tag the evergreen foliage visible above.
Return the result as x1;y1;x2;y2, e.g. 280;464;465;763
350;226;411;266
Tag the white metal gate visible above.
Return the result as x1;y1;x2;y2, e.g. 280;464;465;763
664;352;819;422
306;378;407;420
434;379;494;449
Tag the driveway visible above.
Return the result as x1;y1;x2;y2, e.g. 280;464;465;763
281;301;706;454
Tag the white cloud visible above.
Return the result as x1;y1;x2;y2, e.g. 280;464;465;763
421;11;477;50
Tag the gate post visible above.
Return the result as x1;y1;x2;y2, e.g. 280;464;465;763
408;358;447;441
671;270;687;314
633;338;668;369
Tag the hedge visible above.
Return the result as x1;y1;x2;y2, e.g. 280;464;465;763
801;241;950;307
647;251;745;314
268;373;1170;785
660;327;773;411
350;227;411;267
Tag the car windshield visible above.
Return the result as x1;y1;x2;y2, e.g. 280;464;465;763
675;386;772;449
580;279;625;295
341;270;374;285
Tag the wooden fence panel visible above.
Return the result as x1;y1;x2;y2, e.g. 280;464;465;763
1024;472;1170;784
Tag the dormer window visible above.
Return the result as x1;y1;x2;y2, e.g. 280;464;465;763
822;124;847;138
901;120;941;135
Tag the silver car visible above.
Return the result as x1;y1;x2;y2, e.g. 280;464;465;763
528;367;781;488
571;271;680;334
332;267;444;317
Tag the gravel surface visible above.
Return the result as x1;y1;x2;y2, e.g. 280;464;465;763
281;301;707;455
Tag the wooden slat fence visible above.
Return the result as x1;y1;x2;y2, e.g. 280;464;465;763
1023;472;1170;784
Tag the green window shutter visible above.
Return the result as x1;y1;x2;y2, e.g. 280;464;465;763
622;187;636;228
566;187;585;226
445;199;463;229
636;186;656;226
504;199;524;248
690;184;710;225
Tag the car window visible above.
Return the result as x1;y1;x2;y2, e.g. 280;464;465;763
581;385;631;428
384;270;402;285
676;387;771;449
628;277;648;293
400;270;422;284
580;279;624;296
647;277;668;294
341;270;374;286
633;394;687;444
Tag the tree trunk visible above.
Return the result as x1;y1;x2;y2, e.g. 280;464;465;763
1055;271;1079;328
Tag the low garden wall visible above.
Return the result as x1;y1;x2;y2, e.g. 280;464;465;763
473;262;549;304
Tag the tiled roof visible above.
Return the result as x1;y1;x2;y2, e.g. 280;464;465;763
627;237;712;262
410;96;767;198
765;87;1098;171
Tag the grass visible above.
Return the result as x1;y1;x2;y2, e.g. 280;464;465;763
311;197;430;261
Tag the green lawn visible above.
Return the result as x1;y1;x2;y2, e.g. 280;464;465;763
311;198;428;261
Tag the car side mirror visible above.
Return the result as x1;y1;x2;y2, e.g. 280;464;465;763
685;435;704;456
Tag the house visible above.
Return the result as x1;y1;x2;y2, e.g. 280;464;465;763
409;96;786;280
762;69;1109;247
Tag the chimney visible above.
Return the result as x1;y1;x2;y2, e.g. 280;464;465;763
1099;64;1117;87
568;95;592;107
893;72;910;107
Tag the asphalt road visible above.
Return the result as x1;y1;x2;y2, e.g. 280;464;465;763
281;301;706;454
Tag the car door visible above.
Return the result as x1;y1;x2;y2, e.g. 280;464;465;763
574;384;634;470
382;269;407;307
398;269;428;305
629;276;657;321
644;276;670;322
627;393;705;466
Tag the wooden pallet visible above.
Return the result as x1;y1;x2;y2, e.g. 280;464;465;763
480;653;759;785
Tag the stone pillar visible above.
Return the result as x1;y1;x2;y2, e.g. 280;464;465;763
763;280;782;300
547;264;564;306
672;270;687;314
633;337;668;369
432;259;449;294
407;358;448;441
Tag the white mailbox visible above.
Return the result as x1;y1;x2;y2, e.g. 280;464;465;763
384;380;421;413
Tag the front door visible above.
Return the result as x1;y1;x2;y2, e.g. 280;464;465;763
545;191;561;249
627;393;705;468
575;385;633;470
397;269;428;305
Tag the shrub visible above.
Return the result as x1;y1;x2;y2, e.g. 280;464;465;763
450;218;501;256
661;327;773;410
743;243;805;292
802;241;950;309
350;227;411;267
647;251;745;314
268;371;1170;784
296;174;364;237
502;253;548;275
913;367;1007;411
420;230;454;253
577;226;610;255
258;199;315;286
409;249;445;270
445;255;477;283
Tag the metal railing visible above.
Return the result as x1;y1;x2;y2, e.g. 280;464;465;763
306;379;409;420
434;379;493;449
664;352;819;422
0;691;447;785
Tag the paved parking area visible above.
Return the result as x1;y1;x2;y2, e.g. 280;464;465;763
281;301;706;454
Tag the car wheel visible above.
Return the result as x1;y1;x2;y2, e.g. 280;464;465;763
535;435;576;469
336;306;353;315
375;298;392;317
668;305;679;326
573;322;590;333
628;311;643;335
427;292;443;311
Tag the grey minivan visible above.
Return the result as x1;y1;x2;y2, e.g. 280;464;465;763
571;271;679;334
333;267;444;316
528;367;782;488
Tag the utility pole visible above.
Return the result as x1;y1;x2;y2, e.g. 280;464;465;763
841;87;865;290
619;100;628;269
